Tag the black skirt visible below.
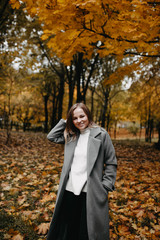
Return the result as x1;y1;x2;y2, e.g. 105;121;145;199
55;190;89;240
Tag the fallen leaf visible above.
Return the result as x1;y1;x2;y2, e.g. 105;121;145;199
36;222;50;235
3;233;11;239
118;225;130;235
136;209;144;218
12;234;24;240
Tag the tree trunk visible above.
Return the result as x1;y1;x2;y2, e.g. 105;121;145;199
101;103;107;128
51;83;58;128
82;53;99;103
158;122;160;145
101;88;110;128
106;102;111;131
155;121;160;150
75;53;83;102
57;76;65;120
5;77;13;145
139;114;142;141
114;121;117;139
95;108;99;123
68;80;74;110
23;121;27;132
149;118;153;143
65;64;76;111
145;96;153;143
44;95;49;133
5;115;11;145
90;87;95;117
68;74;75;111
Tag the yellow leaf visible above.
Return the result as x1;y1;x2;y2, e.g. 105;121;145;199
41;34;49;41
10;0;20;9
136;209;144;218
36;222;50;235
12;234;24;240
40;192;56;203
118;225;130;235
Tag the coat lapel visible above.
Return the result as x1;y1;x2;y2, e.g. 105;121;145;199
64;137;78;173
64;127;101;177
87;127;101;177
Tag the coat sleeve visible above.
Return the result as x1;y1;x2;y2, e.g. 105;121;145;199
47;119;66;144
102;130;117;192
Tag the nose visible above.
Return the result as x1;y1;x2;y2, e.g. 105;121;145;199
77;118;81;123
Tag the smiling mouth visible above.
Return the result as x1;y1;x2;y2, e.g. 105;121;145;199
78;123;84;127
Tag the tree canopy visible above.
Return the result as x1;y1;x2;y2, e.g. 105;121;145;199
10;0;160;64
0;0;158;145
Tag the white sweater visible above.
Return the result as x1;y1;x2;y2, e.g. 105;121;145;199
66;128;90;195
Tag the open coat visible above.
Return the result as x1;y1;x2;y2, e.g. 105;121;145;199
46;119;117;240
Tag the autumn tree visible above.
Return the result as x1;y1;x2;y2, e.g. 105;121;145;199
0;3;66;129
27;68;53;133
15;92;44;131
10;0;160;65
108;89;132;139
9;0;159;128
1;0;158;136
0;53;24;143
128;58;160;143
0;0;14;44
90;55;136;128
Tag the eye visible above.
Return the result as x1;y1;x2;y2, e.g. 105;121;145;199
80;115;85;118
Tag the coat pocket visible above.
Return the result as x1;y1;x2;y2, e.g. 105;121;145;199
101;182;108;195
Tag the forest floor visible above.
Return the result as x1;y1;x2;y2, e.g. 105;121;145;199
109;128;158;142
0;130;160;240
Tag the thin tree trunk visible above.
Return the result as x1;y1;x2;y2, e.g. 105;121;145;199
75;53;83;102
82;53;99;103
44;95;49;133
101;89;109;128
90;87;95;117
158;122;160;144
114;121;117;139
68;81;74;110
58;78;64;120
65;64;75;111
155;121;160;149
145;101;149;142
68;76;74;110
139;114;142;141
149;118;153;143
145;96;152;143
6;77;13;145
51;84;58;128
106;102;111;131
23;121;27;132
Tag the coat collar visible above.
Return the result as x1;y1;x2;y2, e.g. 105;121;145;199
89;126;101;138
87;127;102;177
64;126;102;177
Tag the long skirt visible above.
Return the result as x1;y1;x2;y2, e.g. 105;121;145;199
54;190;89;240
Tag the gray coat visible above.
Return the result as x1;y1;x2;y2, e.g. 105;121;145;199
46;119;117;240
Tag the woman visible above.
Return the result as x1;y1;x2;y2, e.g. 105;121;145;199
46;103;117;240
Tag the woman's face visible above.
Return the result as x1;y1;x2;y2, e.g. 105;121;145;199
72;107;89;131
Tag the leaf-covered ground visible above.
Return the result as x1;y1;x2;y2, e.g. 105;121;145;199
0;131;160;240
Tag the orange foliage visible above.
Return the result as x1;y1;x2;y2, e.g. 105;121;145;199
10;0;160;65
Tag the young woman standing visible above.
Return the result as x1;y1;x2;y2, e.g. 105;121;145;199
46;103;117;240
